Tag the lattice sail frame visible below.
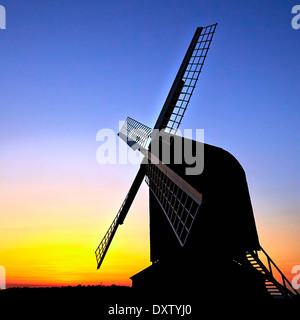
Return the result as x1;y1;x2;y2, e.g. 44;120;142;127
118;117;152;151
145;161;202;246
161;23;217;134
95;210;119;269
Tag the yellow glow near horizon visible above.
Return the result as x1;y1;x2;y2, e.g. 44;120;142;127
1;168;151;288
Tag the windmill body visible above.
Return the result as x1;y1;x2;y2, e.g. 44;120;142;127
148;136;260;264
132;136;266;299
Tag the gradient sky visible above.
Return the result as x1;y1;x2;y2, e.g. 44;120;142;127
1;0;300;288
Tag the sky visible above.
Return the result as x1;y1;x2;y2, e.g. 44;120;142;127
1;0;300;290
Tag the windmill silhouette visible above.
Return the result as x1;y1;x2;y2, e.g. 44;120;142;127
95;24;299;300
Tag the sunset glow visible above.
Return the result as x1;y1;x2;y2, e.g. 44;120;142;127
1;1;300;292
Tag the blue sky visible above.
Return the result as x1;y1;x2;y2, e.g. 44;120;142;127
1;0;300;285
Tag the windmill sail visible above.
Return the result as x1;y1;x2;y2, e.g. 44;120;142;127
145;155;202;246
118;117;152;151
95;24;217;270
95;166;145;270
154;23;217;134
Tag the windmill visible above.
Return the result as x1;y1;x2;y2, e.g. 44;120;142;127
95;24;299;299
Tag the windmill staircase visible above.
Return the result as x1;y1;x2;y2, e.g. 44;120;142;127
244;246;299;299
